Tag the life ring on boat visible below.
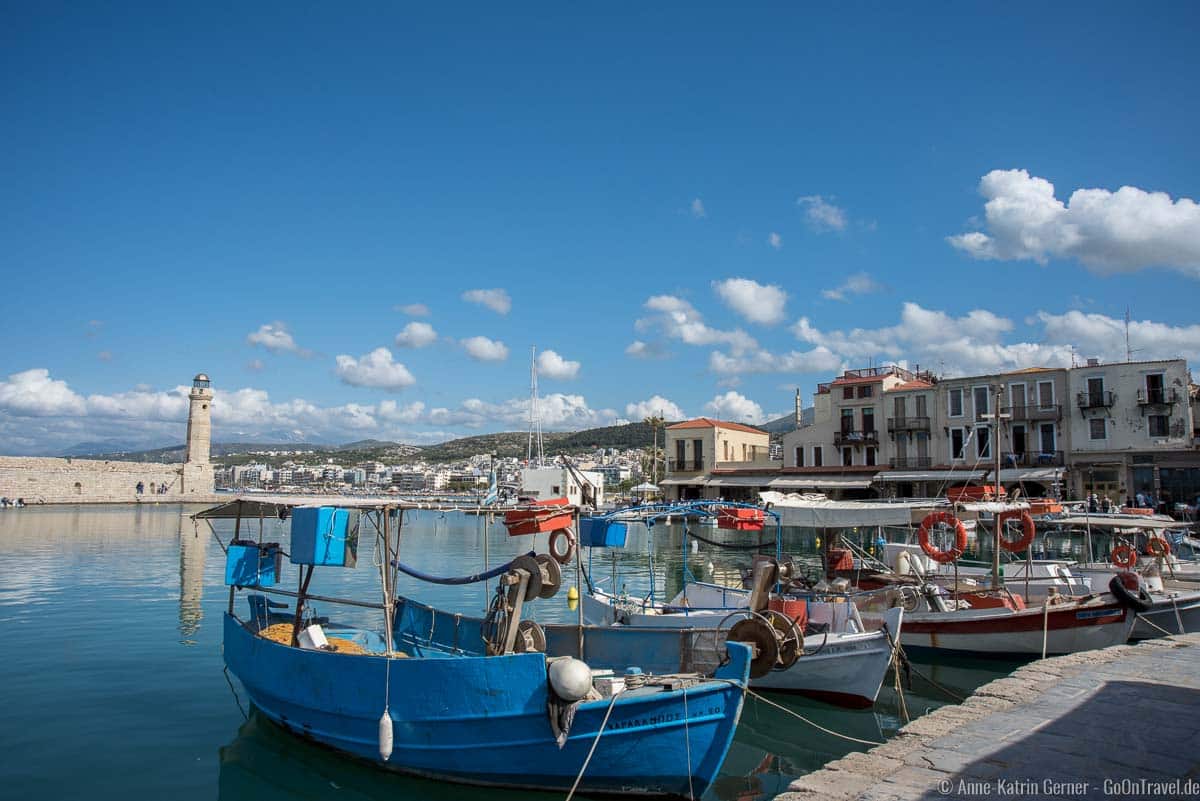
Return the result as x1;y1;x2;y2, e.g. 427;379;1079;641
1108;572;1153;613
917;511;968;564
1110;544;1139;569
1145;536;1171;558
996;510;1036;553
548;529;575;565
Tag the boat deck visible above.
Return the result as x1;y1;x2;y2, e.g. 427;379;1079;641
779;633;1200;800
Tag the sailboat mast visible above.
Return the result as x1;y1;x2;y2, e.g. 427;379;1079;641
527;347;544;467
992;386;1004;589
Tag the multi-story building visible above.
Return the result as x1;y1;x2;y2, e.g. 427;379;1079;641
661;418;775;501
1068;358;1195;507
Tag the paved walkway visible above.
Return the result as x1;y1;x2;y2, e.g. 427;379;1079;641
779;634;1200;801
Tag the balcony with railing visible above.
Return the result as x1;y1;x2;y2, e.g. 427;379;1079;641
1076;391;1115;409
888;456;933;469
1137;387;1179;406
1001;404;1062;421
666;458;704;473
833;429;879;447
887;415;931;433
1000;451;1065;467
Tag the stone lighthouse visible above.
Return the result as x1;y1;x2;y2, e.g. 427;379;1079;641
181;373;214;495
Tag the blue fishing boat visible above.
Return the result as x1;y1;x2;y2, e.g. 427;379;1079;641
199;497;751;798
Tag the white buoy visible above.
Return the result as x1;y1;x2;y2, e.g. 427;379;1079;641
548;657;593;701
378;709;394;761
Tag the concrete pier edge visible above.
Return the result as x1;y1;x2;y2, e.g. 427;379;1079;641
777;634;1200;800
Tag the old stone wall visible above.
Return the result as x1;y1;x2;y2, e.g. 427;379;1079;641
0;456;195;504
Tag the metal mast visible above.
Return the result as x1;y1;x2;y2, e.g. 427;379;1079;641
526;347;544;468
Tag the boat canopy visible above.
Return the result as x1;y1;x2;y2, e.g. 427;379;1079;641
874;469;987;482
758;491;941;527
1051;515;1178;531
767;476;873;490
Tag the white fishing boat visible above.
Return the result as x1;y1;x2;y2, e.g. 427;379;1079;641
585;582;903;708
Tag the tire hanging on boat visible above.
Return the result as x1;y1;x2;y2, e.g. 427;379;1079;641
1110;544;1139;569
996;510;1036;553
917;511;967;564
1108;572;1153;613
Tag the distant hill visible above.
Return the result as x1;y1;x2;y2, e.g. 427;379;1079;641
61;413;812;466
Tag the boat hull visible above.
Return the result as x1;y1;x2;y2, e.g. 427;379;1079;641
873;601;1134;657
583;590;901;708
224;614;748;797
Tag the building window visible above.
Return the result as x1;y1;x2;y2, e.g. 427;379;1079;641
862;408;875;433
841;408;854;433
973;386;990;419
693;439;704;468
915;394;927;417
1145;373;1165;404
1149;415;1169;437
976;426;991;459
1086;376;1105;407
950;428;966;459
865;447;877;466
948;388;963;417
857;385;873;399
1037;381;1055;408
1089;418;1106;440
813;446;823;467
843;386;854;400
795;447;804;467
675;440;685;468
842;448;853;466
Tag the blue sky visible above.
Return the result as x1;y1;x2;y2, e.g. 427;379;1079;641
3;3;1199;453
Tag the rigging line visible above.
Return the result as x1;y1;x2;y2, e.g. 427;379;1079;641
728;683;884;746
563;690;625;801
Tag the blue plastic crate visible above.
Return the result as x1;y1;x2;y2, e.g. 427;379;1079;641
579;517;628;548
225;541;283;586
290;506;359;567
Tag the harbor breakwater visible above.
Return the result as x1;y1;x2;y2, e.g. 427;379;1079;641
0;455;214;504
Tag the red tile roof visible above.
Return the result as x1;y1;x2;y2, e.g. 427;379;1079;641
886;380;934;391
666;417;767;435
830;375;886;386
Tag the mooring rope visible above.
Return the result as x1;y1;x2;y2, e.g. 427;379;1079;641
564;689;625;801
685;527;773;551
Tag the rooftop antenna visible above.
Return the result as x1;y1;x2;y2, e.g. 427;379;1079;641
1124;307;1133;362
526;347;545;467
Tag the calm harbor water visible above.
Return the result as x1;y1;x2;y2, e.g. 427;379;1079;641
0;505;1015;801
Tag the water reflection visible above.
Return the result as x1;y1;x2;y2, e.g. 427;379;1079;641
179;515;208;643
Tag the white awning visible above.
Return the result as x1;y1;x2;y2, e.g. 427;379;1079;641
705;475;775;487
768;476;873;490
759;491;942;527
874;470;987;482
997;467;1064;483
657;477;703;486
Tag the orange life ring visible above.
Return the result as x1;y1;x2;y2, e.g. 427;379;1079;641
1145;536;1171;558
1110;544;1138;569
549;529;575;565
996;510;1036;553
917;511;968;564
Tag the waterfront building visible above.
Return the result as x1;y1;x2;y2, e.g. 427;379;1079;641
661;418;776;501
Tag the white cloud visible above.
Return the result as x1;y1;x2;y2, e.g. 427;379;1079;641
0;369;88;416
704;391;766;424
625;340;669;360
690;198;706;218
638;295;758;354
797;195;847;232
247;322;308;355
947;169;1200;277
536;349;580;380
768;232;782;250
625;395;686;422
712;278;788;325
246;359;265;371
1036;310;1200;363
821;272;882;301
461;336;509;362
376;399;426;423
334;348;416;391
395;321;438;348
462;288;512;315
395;303;430;316
709;346;843;376
428;393;617;431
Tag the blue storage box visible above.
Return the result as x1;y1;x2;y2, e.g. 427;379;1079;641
579;518;628;548
225;541;283;586
290;506;360;567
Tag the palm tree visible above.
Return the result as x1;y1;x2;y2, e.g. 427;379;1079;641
643;414;665;484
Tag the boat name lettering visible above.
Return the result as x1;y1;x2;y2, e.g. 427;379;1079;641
608;706;721;731
1074;609;1121;621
